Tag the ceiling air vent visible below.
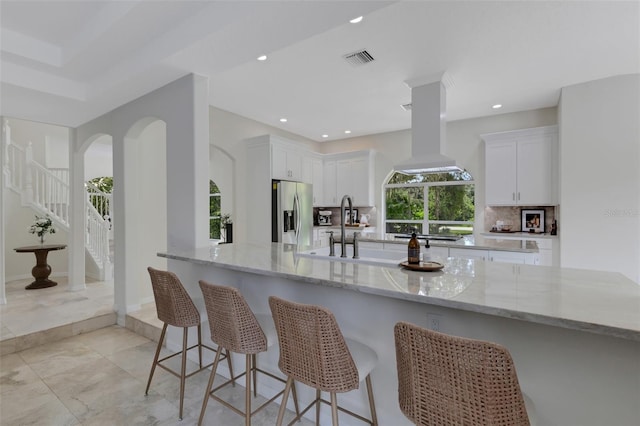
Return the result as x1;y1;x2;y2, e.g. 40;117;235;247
401;103;412;111
343;49;375;66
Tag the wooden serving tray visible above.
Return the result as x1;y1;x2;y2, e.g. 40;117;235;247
399;261;445;271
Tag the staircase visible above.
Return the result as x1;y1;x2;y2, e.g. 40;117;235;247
3;122;113;280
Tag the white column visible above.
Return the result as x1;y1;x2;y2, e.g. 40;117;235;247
0;117;7;304
68;127;86;291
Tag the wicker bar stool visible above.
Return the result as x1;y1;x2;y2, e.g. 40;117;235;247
198;281;299;426
144;267;233;420
394;321;531;426
269;296;378;426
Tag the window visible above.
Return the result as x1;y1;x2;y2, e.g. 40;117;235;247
385;170;474;235
209;180;221;239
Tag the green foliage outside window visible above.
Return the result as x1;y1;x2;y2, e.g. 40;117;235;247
209;180;221;239
87;176;113;218
385;171;474;235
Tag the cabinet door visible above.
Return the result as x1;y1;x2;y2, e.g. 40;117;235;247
485;141;517;205
350;156;370;206
489;250;527;264
312;158;323;206
271;144;289;180
301;156;313;185
516;135;553;205
323;160;337;206
336;159;353;204
287;149;302;180
449;247;488;261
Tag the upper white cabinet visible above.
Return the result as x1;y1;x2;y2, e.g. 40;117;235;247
329;150;376;207
303;154;323;205
272;140;302;181
482;126;558;206
323;160;337;206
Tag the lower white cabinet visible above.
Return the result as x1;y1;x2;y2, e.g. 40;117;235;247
482;234;557;266
449;248;489;261
449;247;536;264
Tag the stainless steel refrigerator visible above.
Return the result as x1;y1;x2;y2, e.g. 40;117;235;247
272;180;313;246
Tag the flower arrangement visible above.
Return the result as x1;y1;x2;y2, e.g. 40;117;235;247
29;215;56;243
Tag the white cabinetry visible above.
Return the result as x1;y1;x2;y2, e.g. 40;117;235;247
272;141;302;180
449;247;535;264
449;247;489;261
483;126;558;206
302;155;323;205
482;233;558;266
323;160;337;206
326;150;375;207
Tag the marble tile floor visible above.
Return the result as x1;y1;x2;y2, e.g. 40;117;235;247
0;325;313;425
1;277;117;356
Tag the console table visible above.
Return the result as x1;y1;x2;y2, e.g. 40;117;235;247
14;244;67;289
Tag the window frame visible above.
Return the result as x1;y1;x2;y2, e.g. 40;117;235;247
209;180;221;240
384;175;475;236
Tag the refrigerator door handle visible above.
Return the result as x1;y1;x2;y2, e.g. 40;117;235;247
293;193;300;238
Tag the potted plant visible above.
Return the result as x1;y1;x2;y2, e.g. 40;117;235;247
29;214;56;243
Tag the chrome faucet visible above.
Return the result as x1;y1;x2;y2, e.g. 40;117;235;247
340;194;353;258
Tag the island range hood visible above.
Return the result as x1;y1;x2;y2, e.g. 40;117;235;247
394;74;463;174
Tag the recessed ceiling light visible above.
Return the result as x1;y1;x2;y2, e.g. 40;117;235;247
492;104;502;109
344;130;351;134
350;16;363;24
322;134;329;138
257;55;267;61
280;118;287;122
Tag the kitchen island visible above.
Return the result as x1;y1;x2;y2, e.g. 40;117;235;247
160;242;640;426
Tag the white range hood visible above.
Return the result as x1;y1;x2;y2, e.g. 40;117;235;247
394;75;463;174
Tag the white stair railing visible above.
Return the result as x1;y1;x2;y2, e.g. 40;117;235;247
3;124;25;192
86;200;111;273
27;159;70;227
3;121;113;279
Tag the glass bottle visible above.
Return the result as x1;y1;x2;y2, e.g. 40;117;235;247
408;232;420;264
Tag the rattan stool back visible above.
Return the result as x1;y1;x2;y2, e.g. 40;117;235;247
269;296;378;426
198;281;298;426
145;267;226;421
394;321;530;426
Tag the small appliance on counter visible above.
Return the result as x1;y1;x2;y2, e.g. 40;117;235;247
318;210;332;226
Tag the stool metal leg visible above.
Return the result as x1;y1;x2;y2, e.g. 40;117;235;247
365;375;378;426
315;389;321;425
198;346;223;426
145;323;167;395
330;392;339;425
252;354;258;397
179;326;188;420
227;349;235;386
276;377;293;426
245;354;251;426
197;324;203;369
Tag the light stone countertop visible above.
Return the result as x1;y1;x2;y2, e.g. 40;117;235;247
348;234;539;253
160;242;640;341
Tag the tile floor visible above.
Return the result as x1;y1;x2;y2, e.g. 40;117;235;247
0;278;311;425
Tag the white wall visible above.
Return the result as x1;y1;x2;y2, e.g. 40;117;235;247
559;74;640;283
209;106;320;243
84;135;113;181
319;107;558;234
135;120;167;303
7;118;69;165
3;118;70;280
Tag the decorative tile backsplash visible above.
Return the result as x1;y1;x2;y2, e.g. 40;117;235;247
484;206;556;233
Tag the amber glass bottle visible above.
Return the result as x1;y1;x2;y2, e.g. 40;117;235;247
408;232;420;264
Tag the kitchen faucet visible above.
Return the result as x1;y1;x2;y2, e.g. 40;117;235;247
340;194;353;258
327;195;359;259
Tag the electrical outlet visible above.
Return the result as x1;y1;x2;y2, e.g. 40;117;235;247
427;314;442;332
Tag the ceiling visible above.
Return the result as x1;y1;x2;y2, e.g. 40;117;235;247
1;1;638;142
